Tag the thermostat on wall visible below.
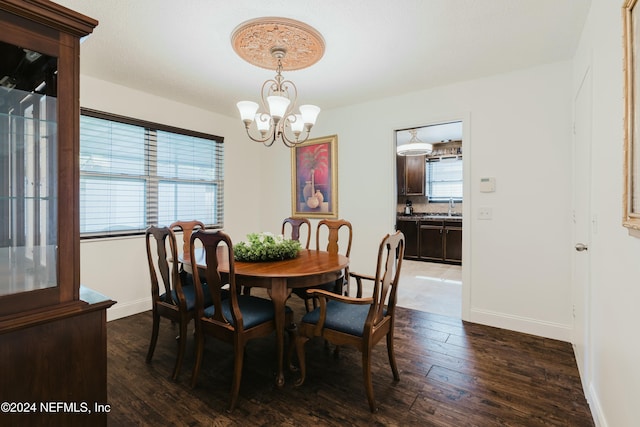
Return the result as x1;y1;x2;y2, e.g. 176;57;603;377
480;177;496;192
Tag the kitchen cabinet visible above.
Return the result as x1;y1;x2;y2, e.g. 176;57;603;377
444;222;462;263
0;2;114;425
396;154;425;196
419;221;444;261
396;218;419;258
396;217;462;264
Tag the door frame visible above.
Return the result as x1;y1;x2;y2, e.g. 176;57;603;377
391;113;471;320
571;62;592;391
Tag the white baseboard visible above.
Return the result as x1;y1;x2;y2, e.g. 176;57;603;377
106;297;151;322
467;308;572;342
587;382;607;427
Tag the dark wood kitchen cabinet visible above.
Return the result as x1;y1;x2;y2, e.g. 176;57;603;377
396;219;419;257
444;222;462;263
0;2;114;426
397;217;462;264
419;221;444;261
396;154;425;196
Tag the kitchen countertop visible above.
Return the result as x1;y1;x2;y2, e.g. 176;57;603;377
397;213;463;221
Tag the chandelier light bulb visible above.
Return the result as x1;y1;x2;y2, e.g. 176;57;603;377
289;114;305;136
237;101;259;124
255;113;271;135
267;95;290;120
299;104;321;126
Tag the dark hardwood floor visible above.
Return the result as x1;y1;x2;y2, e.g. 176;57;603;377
106;296;594;426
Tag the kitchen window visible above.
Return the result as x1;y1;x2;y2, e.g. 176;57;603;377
426;157;463;202
79;109;224;238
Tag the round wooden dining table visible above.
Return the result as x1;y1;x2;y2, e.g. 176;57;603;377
186;247;349;387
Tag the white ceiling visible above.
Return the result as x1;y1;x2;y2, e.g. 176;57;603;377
54;0;591;127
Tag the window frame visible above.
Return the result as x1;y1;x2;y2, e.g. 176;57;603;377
425;156;463;203
79;108;224;239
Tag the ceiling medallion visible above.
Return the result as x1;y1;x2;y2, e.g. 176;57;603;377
231;17;325;71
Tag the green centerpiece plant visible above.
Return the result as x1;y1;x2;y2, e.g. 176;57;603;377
234;232;301;262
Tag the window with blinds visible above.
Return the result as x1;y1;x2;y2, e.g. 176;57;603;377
79;109;224;238
426;157;463;202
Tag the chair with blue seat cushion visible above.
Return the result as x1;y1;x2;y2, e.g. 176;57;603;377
145;225;209;380
293;230;405;413
189;229;295;412
291;219;352;312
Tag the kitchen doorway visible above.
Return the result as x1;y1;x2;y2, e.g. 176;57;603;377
395;121;463;318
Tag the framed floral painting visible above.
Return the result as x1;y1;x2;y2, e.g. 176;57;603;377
291;135;338;218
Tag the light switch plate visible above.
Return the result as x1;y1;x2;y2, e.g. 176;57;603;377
478;207;492;220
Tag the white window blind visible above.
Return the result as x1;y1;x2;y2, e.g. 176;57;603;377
79;110;224;237
426;157;463;202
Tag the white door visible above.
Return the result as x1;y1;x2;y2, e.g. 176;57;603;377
572;66;592;381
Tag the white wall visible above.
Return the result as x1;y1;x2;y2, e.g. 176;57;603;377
572;1;640;425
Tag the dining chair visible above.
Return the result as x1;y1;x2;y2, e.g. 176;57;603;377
189;229;295;412
145;225;206;380
281;217;311;249
293;230;405;413
291;219;352;312
170;219;206;267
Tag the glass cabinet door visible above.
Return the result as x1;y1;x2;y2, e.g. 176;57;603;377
1;41;58;297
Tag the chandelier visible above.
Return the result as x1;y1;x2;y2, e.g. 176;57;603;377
232;17;325;147
396;129;433;156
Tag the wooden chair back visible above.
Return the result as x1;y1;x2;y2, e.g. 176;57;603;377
170;219;205;261
315;219;352;257
281;217;311;249
145;225;183;308
315;219;352;296
367;230;405;327
189;230;237;326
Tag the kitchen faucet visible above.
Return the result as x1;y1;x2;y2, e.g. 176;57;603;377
448;197;455;216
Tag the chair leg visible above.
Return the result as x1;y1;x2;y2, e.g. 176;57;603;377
286;321;298;372
172;319;188;380
362;350;377;413
146;311;160;363
228;340;245;412
387;330;400;381
294;335;309;387
190;327;205;388
304;297;313;313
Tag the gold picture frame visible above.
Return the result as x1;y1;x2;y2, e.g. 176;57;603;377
624;0;640;231
291;135;338;219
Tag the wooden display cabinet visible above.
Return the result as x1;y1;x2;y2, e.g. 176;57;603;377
0;2;114;425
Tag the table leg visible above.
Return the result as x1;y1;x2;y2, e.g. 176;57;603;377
268;278;288;387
